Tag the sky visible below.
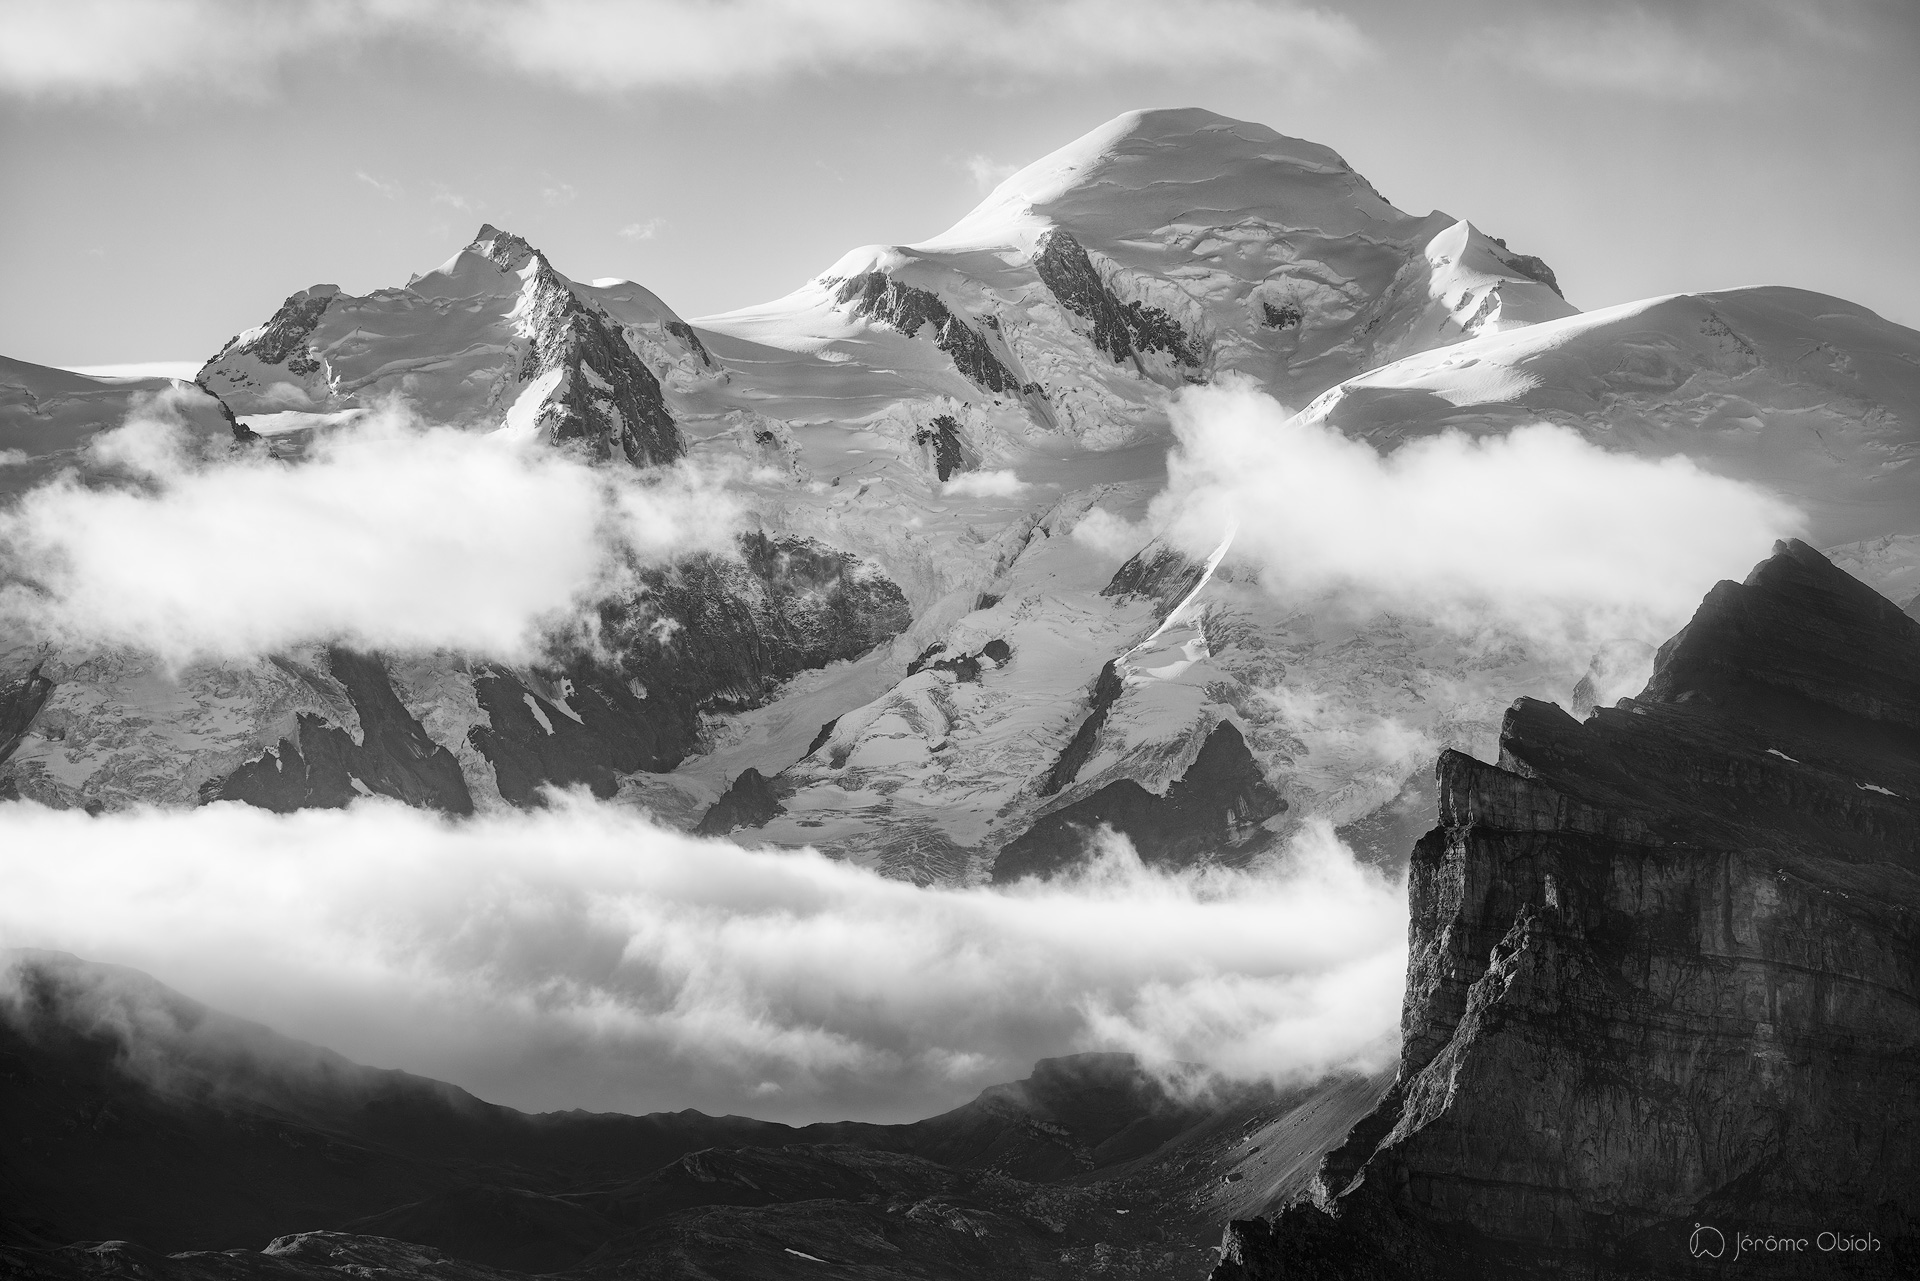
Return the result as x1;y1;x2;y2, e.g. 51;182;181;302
2;0;1916;369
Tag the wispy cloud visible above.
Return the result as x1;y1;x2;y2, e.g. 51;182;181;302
0;797;1405;1121
431;185;482;214
1486;0;1876;102
0;0;1373;99
355;169;403;200
943;468;1028;497
542;181;577;206
961;153;1020;193
618;218;665;241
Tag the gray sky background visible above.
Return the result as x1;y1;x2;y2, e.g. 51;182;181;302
3;0;1916;368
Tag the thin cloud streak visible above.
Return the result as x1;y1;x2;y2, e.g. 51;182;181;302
0;0;1373;99
1485;0;1881;102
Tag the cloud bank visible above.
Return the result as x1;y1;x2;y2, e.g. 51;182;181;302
0;393;739;664
0;796;1406;1123
2;0;1371;99
1145;381;1802;653
1487;0;1877;103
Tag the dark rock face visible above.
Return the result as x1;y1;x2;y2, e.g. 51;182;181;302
467;665;673;805
694;768;783;835
1102;542;1209;608
206;285;338;377
1260;301;1303;329
833;271;1026;396
804;716;839;759
1215;540;1920;1278
207;649;473;815
196;228;682;468
190;378;263;444
1034;230;1202;371
468;534;912;804
606;532;913;716
997;722;1286;881
472;228;682;467
909;638;1013;686
1039;659;1124;796
1487;235;1566;300
661;319;714;369
915;413;968;480
0;663;54;772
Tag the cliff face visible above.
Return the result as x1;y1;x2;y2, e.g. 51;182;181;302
208;647;474;815
995;721;1286;882
1216;540;1920;1278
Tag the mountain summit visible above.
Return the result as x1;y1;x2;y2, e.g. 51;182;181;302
198;224;702;466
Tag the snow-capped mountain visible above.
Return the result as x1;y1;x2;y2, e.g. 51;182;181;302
1303;286;1920;546
0;355;249;498
199;225;707;465
4;108;1918;884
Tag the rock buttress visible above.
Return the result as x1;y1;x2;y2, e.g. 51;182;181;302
1214;540;1920;1278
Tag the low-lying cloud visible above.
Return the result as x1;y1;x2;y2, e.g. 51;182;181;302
1144;381;1802;658
0;795;1406;1123
0;393;739;664
3;0;1371;99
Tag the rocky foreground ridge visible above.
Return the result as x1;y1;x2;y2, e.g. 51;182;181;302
0;950;1387;1281
1213;540;1920;1278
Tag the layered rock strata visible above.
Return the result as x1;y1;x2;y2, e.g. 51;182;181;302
1213;540;1920;1278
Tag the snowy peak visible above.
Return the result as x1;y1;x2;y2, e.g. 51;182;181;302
700;107;1577;432
470;222;541;273
198;227;692;466
929;106;1386;252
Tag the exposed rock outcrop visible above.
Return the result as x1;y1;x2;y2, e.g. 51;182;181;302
1486;236;1565;300
914;413;968;481
1033;229;1203;372
1102;542;1210;609
996;721;1286;881
0;663;54;773
198;226;684;468
206;648;474;815
833;271;1027;396
1039;659;1124;797
469;226;682;466
469;533;912;804
694;767;782;835
1213;540;1920;1278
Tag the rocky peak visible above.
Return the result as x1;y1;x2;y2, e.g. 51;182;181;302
469;223;541;273
1215;542;1920;1278
1642;536;1920;730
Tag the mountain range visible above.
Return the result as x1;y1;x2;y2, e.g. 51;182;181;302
3;106;1919;1276
5;536;1916;1278
6;107;1915;883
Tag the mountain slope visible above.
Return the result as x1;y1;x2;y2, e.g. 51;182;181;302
0;949;1383;1280
1303;286;1920;544
702;108;1573;430
0;355;251;498
3;108;1919;884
